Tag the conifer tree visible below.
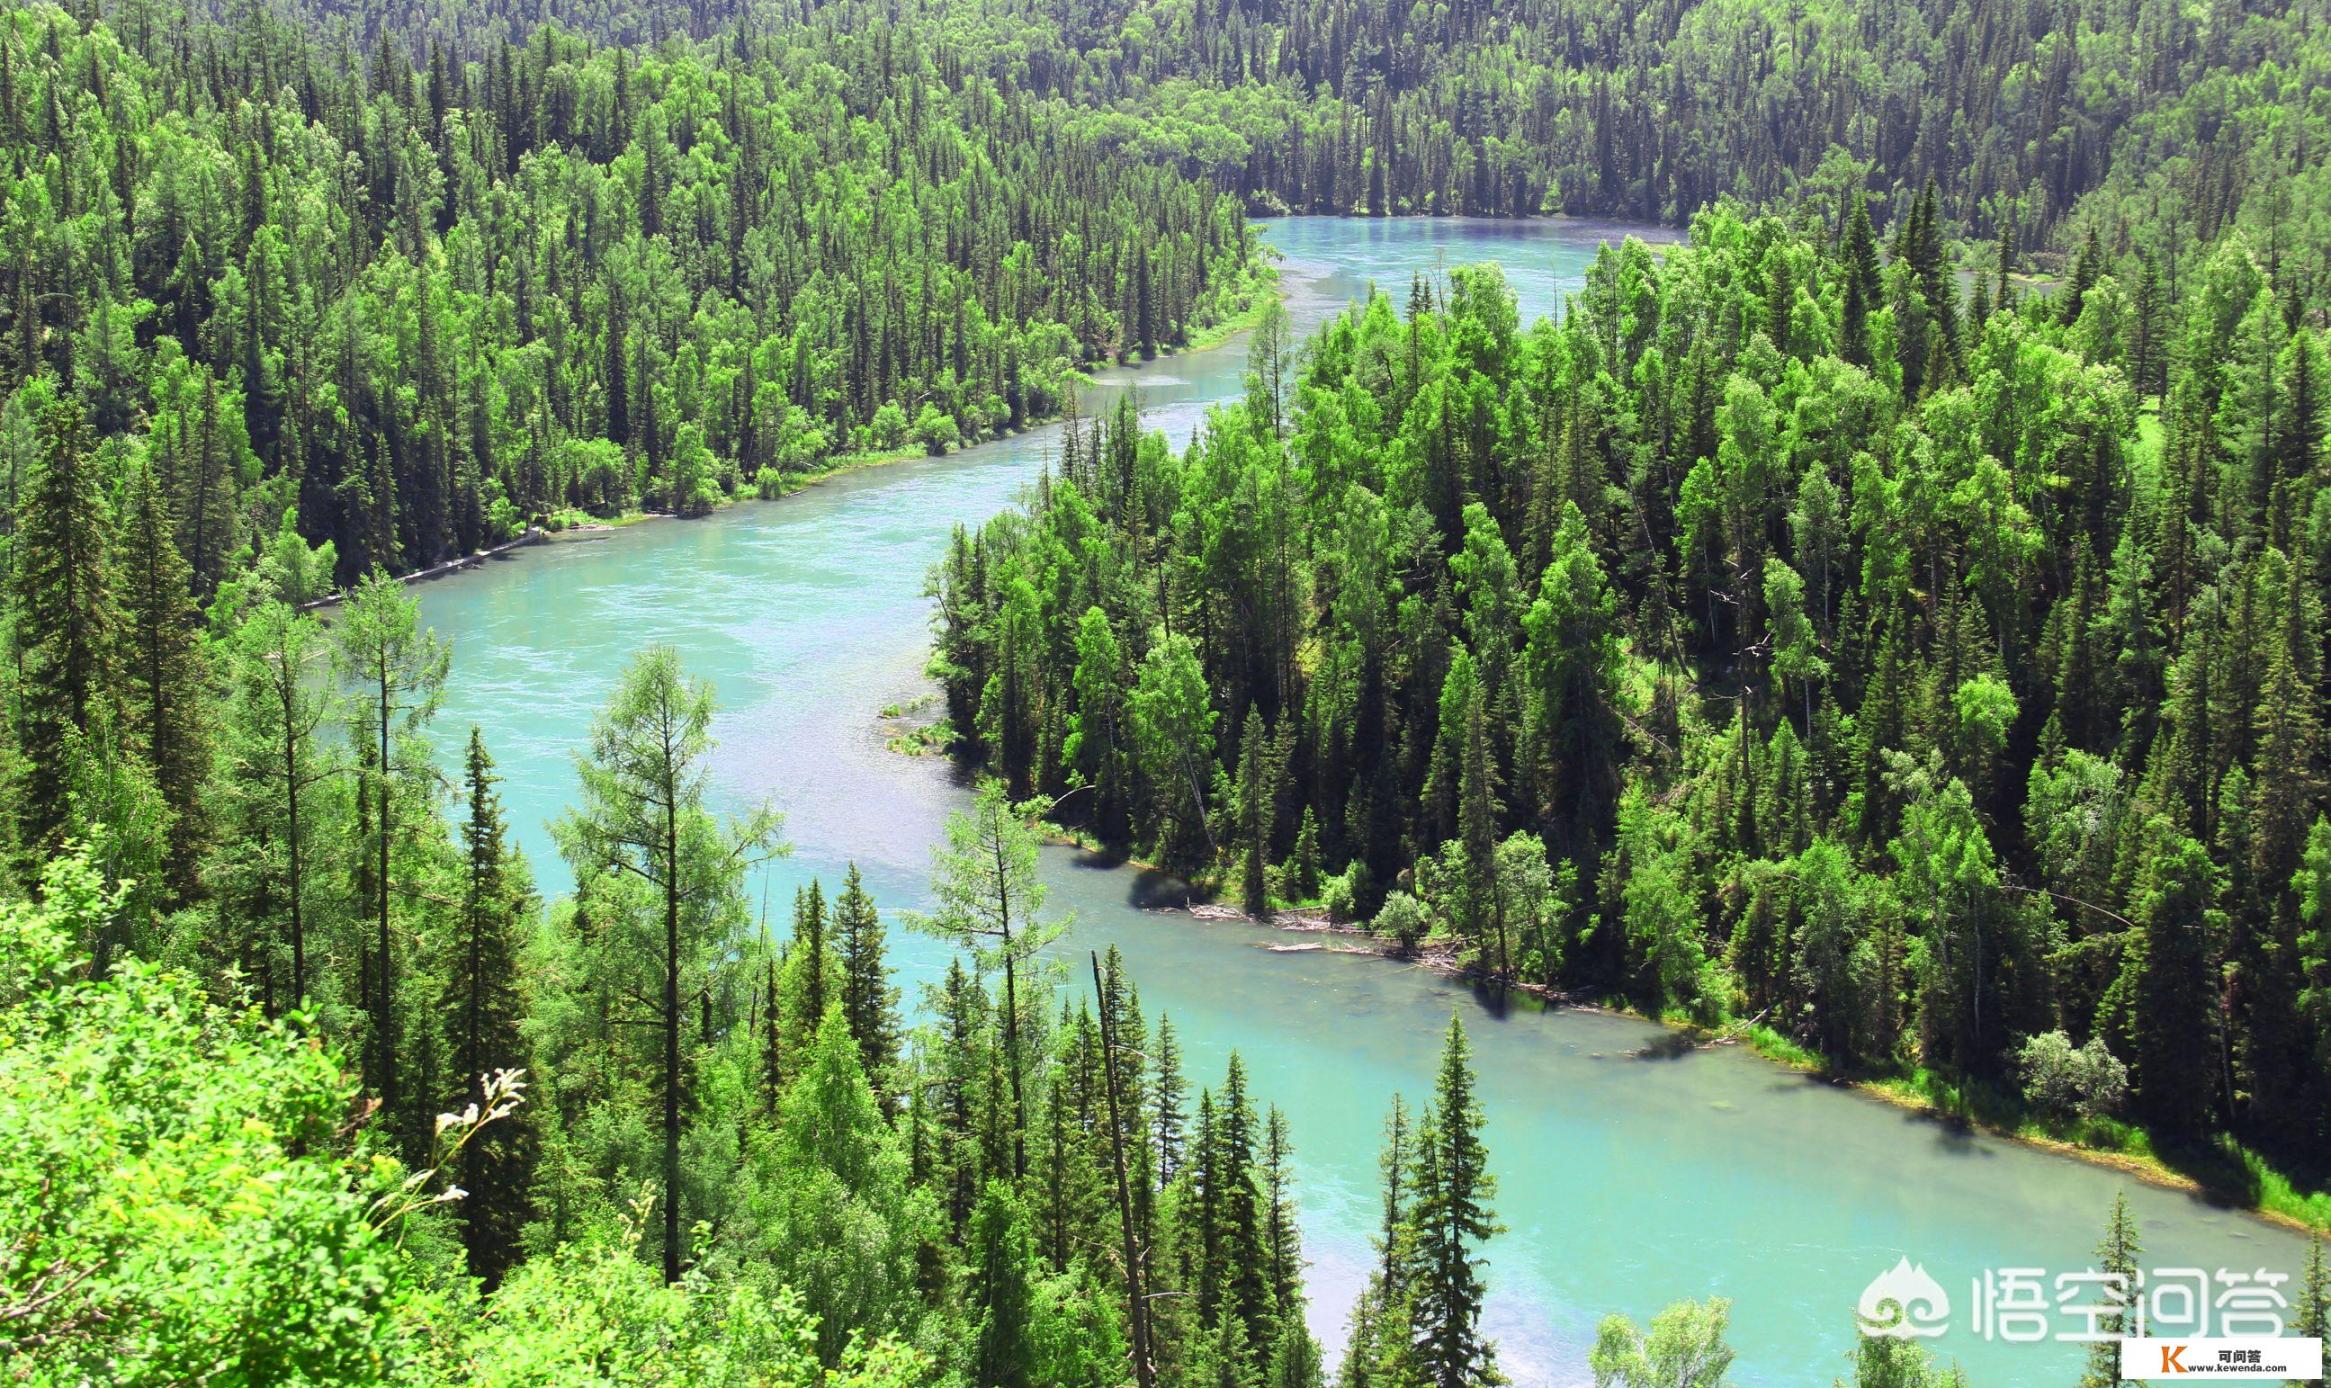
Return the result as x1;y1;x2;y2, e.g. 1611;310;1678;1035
441;727;532;1287
212;599;339;1013
332;570;450;1157
911;780;1064;1180
1411;1015;1500;1388
1839;195;1880;368
2078;1194;2141;1388
970;1181;1040;1388
556;645;784;1282
114;459;208;896
834;862;899;1087
11;396;115;865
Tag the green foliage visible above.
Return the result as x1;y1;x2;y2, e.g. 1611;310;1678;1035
1588;1298;1736;1388
4;0;2331;1375
1409;1016;1501;1388
0;3;1265;582
938;179;2331;1192
553;644;784;1280
1840;1336;1965;1388
0;850;422;1385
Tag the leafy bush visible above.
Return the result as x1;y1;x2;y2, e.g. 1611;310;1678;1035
2017;1030;2130;1121
911;404;960;456
1374;890;1428;954
0;851;432;1385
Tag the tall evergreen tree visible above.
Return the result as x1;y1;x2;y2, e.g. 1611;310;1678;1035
440;727;532;1287
114;459;208;896
331;570;450;1156
1410;1015;1501;1388
11;396;115;865
834;862;899;1088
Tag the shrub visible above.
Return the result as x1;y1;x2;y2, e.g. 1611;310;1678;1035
1374;890;1428;954
2017;1030;2129;1121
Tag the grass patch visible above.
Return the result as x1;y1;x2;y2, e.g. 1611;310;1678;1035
1722;1032;2331;1234
883;721;954;757
1173;277;1279;355
1729;1021;1823;1072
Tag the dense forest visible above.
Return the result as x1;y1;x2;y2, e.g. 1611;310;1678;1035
0;2;1264;583
937;188;2331;1182
193;0;2331;244
930;0;2327;247
5;613;1494;1385
2;0;2329;1382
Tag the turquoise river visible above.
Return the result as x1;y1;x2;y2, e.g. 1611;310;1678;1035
411;217;2314;1386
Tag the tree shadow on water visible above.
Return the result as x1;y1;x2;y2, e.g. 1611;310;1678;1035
1625;1030;1700;1061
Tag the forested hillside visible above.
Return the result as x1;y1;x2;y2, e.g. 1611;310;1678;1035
2;4;1262;583
915;0;2330;249
936;183;2331;1185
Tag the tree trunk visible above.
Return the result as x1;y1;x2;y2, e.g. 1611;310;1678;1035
1092;952;1155;1388
375;670;397;1137
663;792;683;1283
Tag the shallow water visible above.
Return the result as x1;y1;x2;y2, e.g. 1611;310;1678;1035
414;217;2311;1385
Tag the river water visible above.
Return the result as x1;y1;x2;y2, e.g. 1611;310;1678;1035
413;217;2312;1385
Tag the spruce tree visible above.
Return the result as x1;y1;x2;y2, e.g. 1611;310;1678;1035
11;395;115;865
1839;194;1880;368
1154;1014;1189;1183
1411;1015;1501;1388
2114;831;2224;1135
2078;1194;2141;1388
834;862;899;1087
969;1181;1039;1388
441;727;532;1287
114;458;208;898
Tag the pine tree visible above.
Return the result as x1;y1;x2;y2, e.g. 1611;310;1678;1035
1154;1015;1189;1183
2079;1194;2141;1388
1411;1015;1501;1388
1342;1093;1419;1388
782;878;841;1056
2113;830;2224;1135
1839;194;1880;368
1263;1106;1302;1319
1238;706;1279;916
834;862;899;1088
11;396;116;865
910;780;1064;1181
114;458;209;897
556;645;783;1282
331;570;450;1159
1456;678;1504;970
441;727;532;1287
969;1181;1039;1388
1216;1053;1277;1369
212;599;338;1014
2294;1239;2327;1388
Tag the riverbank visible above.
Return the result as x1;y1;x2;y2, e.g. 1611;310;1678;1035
538;269;1282;541
1008;769;2325;1232
1725;1024;2331;1237
1156;893;2331;1238
299;526;547;610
